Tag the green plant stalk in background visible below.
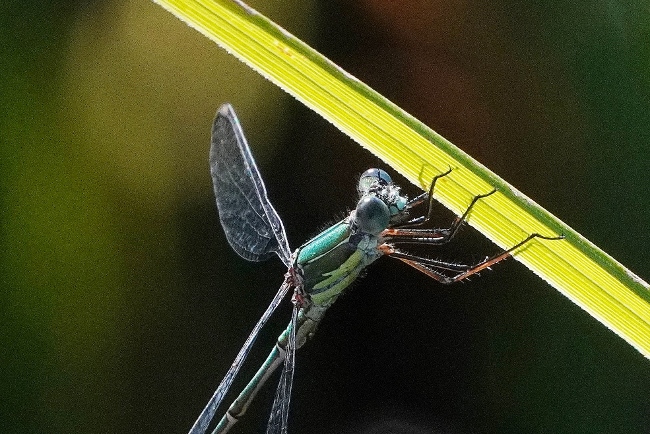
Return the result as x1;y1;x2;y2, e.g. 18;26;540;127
153;0;650;358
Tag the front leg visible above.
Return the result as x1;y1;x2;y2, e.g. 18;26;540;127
385;188;497;246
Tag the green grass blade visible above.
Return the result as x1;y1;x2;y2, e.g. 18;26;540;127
153;0;650;358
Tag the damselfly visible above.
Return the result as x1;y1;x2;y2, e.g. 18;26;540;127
189;104;562;434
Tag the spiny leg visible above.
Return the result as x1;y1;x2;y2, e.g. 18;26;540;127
385;188;498;246
399;167;453;227
381;233;564;284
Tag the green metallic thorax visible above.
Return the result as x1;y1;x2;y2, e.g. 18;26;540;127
295;219;382;306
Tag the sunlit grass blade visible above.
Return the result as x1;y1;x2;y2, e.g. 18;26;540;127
153;0;650;358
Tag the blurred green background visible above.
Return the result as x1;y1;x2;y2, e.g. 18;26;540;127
2;0;650;433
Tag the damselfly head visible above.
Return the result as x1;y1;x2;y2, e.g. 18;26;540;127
357;168;392;195
353;168;409;235
353;195;391;235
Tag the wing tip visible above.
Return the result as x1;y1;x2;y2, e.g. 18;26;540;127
212;103;237;148
218;103;235;118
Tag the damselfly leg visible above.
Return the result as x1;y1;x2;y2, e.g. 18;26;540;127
382;232;564;285
385;167;497;246
399;167;453;224
386;189;497;245
382;175;563;284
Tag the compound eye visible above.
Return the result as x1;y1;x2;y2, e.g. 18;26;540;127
358;168;392;194
354;195;390;235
